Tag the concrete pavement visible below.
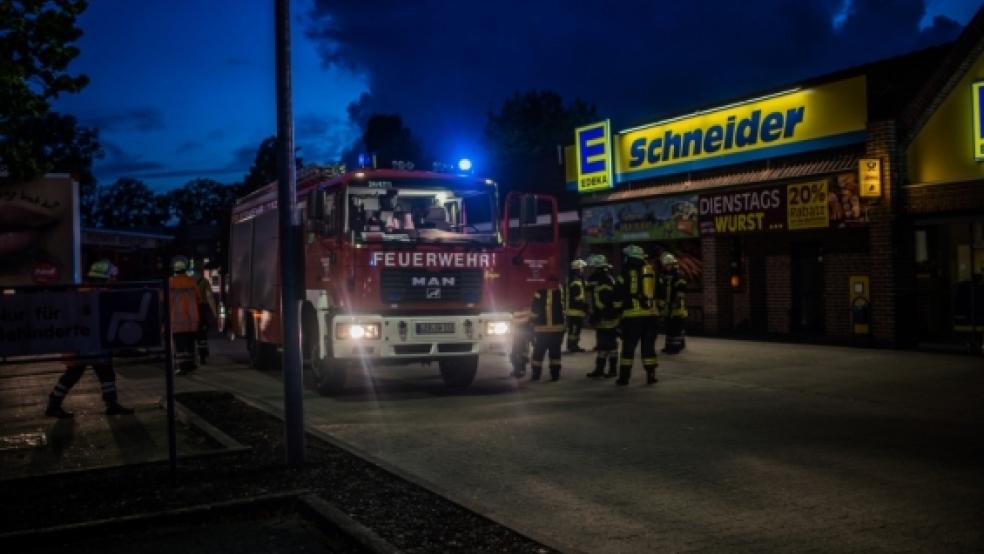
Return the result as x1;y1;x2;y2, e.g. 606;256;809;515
187;335;984;553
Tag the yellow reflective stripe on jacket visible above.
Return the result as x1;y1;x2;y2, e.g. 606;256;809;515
622;264;657;318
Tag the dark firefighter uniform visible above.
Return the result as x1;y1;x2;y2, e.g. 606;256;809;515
45;260;134;418
530;278;566;381
585;255;620;378
659;253;689;354
193;267;217;364
565;259;589;353
615;245;659;385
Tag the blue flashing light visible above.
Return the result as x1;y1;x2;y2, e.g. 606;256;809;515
457;158;473;172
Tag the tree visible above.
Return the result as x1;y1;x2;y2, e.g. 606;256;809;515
241;136;303;195
356;114;422;169
0;0;99;184
483;90;597;206
167;178;240;228
91;178;167;229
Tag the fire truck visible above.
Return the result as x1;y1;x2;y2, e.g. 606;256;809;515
227;164;559;393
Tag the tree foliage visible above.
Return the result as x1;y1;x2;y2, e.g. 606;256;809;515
359;114;422;168
0;0;99;183
167;178;240;228
241;136;303;195
483;90;597;204
91;177;167;229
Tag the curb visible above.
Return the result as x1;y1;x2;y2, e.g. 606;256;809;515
0;490;403;553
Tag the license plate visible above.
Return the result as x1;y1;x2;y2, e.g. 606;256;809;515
416;322;454;334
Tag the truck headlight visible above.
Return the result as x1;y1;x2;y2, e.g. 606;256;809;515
336;322;381;340
486;321;509;336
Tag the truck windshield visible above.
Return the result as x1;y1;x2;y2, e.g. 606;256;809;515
347;185;498;245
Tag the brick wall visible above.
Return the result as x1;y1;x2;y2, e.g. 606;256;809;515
700;236;733;333
865;120;899;345
766;254;791;333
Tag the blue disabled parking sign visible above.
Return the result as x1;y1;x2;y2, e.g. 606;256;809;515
98;289;162;350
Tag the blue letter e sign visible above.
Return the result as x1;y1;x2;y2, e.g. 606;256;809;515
575;120;613;193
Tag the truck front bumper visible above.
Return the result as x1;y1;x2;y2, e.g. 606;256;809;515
329;313;513;360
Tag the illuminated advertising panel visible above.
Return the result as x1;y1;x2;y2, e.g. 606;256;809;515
616;76;868;182
575;120;614;193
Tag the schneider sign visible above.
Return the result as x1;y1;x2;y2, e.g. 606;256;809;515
611;76;867;184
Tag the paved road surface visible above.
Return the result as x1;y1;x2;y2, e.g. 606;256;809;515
171;336;984;553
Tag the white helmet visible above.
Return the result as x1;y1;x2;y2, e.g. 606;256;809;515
570;258;588;270
587;254;609;268
660;252;678;267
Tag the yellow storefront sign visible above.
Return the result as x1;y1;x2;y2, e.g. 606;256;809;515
616;76;868;182
858;158;882;198
787;180;829;230
973;81;984;161
575;120;614;193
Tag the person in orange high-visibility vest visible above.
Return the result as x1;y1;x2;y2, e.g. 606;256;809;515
169;256;202;374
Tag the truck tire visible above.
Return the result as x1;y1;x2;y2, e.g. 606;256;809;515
312;357;346;395
246;317;280;370
439;355;479;389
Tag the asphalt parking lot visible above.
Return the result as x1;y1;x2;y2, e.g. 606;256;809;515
179;336;984;553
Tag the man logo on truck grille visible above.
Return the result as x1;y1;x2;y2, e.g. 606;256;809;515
411;276;456;287
426;288;441;299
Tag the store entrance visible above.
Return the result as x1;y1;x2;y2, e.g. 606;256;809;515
791;243;825;335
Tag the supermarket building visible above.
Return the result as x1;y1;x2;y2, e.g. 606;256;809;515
566;9;984;349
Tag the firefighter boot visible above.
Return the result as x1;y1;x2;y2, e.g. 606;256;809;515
615;363;631;386
645;367;658;385
586;357;605;378
105;402;135;416
45;395;73;419
550;365;561;381
605;357;618;378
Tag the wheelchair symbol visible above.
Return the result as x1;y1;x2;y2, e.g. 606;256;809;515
107;292;152;345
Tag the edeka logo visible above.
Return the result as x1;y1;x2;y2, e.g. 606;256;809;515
972;81;984;161
616;76;868;182
575;120;614;193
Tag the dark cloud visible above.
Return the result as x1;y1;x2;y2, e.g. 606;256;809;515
176;140;201;154
296;113;352;163
96;141;165;175
305;0;964;157
231;143;258;168
83;107;165;132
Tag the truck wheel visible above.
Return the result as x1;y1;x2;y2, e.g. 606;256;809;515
312;357;346;395
439;355;479;389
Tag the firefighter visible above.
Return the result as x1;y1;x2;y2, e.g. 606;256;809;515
169;256;202;374
565;258;589;353
45;260;134;418
659;252;689;354
191;262;217;364
585;254;620;379
529;274;566;381
614;244;659;386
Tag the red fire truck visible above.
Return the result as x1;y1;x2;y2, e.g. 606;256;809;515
228;164;559;393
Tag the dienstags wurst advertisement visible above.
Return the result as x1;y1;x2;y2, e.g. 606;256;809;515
699;173;867;235
0;175;79;285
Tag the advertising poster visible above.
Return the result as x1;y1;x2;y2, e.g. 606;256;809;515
698;186;787;235
581;194;699;244
0;175;79;286
699;172;867;235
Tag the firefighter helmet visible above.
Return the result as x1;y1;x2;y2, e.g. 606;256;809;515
87;259;118;281
570;258;588;270
171;255;190;273
622;244;646;260
587;254;609;268
660;252;678;267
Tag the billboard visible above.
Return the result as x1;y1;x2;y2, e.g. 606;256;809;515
0;174;79;285
699;172;867;235
580;193;699;244
616;76;868;183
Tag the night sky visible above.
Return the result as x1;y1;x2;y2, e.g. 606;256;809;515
54;0;981;191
